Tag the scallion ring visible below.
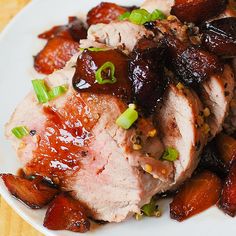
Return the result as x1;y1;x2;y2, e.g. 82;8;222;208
11;126;29;139
32;79;50;104
48;85;68;100
162;147;179;162
116;107;138;130
95;62;117;85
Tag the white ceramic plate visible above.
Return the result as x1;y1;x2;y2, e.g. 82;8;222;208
0;0;235;235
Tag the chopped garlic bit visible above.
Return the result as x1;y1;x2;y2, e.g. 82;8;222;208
133;144;142;150
148;129;157;138
145;164;153;174
202;123;210;134
176;82;184;90
203;108;210;117
128;103;137;110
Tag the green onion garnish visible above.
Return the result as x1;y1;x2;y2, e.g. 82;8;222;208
48;85;68;100
80;47;108;52
119;8;166;25
118;12;131;20
141;198;160;217
32;79;68;103
149;9;166;21
129;9;150;25
162;147;179;161
32;79;50;104
116;107;138;129
95;62;117;85
11;126;29;139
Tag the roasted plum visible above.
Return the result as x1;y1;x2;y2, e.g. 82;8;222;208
216;133;236;168
164;35;223;85
219;161;236;217
201;17;236;57
38;17;87;42
87;2;127;26
1;174;58;209
171;0;227;24
44;193;90;233
170;171;222;221
34;37;80;75
73;49;132;101
129;38;167;115
198;140;228;177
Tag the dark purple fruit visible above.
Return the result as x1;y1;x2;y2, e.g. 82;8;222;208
73;49;132;101
164;35;223;85
171;0;227;24
129;38;167;115
201;17;236;57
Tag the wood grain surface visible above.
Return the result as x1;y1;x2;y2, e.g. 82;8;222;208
0;0;44;235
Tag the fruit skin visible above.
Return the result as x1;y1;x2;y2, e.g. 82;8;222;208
201;17;236;57
34;37;80;75
170;171;222;221
216;133;236;168
164;35;223;86
1;174;58;209
171;0;227;24
87;2;127;26
43;193;90;233
219;161;236;217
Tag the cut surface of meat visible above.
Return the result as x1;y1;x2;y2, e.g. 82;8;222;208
5;57;174;222
156;84;207;188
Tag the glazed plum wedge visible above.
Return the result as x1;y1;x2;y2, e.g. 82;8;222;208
1;174;58;209
171;0;227;24
44;193;90;233
219;161;236;217
170;171;222;221
87;2;127;26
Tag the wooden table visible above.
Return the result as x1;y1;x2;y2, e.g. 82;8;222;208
0;0;44;235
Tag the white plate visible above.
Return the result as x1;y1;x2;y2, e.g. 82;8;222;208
0;0;235;235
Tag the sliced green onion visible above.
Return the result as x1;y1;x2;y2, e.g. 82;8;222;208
129;9;150;25
95;62;117;85
118;11;131;20
149;9;166;21
80;47;108;52
48;85;68;100
141;198;159;217
116;107;138;129
162;147;179;161
11;126;29;139
119;8;166;25
32;79;50;104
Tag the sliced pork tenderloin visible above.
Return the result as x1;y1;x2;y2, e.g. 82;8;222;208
87;21;154;53
156;84;208;189
199;65;235;138
5;57;174;222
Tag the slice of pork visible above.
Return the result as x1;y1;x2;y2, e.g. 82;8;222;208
5;57;174;222
87;21;154;53
141;0;174;15
156;84;207;188
199;65;235;138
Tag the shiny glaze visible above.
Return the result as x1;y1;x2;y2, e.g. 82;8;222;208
73;49;132;101
26;94;96;184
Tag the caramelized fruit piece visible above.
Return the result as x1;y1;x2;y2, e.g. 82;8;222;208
73;49;132;101
1;174;58;209
34;37;80;74
164;35;223;85
38;17;87;42
201;17;236;57
44;193;90;233
170;171;222;221
198;140;228;177
129;38;167;115
171;0;227;24
87;2;127;26
219;161;236;217
216;133;236;167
